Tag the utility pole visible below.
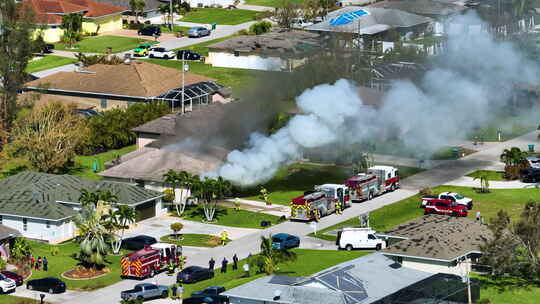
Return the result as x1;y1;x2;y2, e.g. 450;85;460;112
181;53;185;114
169;0;173;31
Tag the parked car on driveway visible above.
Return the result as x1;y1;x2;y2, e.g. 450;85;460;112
177;266;214;283
521;168;540;182
336;227;386;251
122;235;157;251
0;273;16;294
290;18;314;29
133;43;153;57
138;25;161;37
26;277;66;294
149;47;176;59
121;283;169;301
177;50;202;61
272;233;300;250
188;27;210;38
188;286;228;304
1;271;23;286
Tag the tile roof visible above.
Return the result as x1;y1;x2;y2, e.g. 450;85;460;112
93;0;164;12
0;171;162;220
25;62;213;98
382;214;493;261
23;0;125;25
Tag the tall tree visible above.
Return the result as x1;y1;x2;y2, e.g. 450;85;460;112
74;200;111;269
110;205;136;254
0;0;36;145
163;170;197;217
7;102;89;173
250;235;297;274
275;0;299;30
61;13;83;47
129;0;146;24
473;172;490;193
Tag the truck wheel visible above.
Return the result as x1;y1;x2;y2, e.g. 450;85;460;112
137;296;144;301
0;287;4;294
375;244;382;251
150;268;155;278
345;244;353;251
452;212;458;217
162;291;168;298
391;184;396;192
49;288;54;294
368;192;373;200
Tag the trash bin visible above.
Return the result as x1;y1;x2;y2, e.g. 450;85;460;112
451;147;460;159
529;144;535;153
211;23;217;30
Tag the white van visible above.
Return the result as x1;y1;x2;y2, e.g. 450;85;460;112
336;227;386;251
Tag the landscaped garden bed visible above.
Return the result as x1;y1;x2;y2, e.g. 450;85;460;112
160;234;230;248
172;205;282;229
62;266;110;280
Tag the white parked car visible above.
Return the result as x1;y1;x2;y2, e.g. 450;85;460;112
0;273;16;294
148;47;176;59
291;18;314;29
337;227;386;251
527;157;540;169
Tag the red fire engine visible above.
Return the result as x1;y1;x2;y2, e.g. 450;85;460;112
290;184;351;221
346;165;399;201
121;243;181;279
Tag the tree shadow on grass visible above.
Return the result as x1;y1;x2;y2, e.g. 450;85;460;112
184;206;229;222
476;275;540;294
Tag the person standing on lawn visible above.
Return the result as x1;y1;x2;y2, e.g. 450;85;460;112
221;257;228;273
232;254;238;270
209;257;215;272
43;257;48;271
36;256;42;270
30;254;35;270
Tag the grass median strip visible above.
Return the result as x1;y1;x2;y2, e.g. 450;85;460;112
466;170;506;181
160;234;230;248
174;205;282;229
0;295;46;304
26;55;77;73
54;35;156;54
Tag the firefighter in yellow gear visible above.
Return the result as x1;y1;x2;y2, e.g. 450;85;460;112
220;230;229;246
167;262;175;276
178;255;186;270
335;200;342;215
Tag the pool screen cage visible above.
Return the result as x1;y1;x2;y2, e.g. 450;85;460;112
151;81;224;113
372;273;480;304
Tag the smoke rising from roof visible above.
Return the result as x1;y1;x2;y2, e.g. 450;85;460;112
208;12;539;186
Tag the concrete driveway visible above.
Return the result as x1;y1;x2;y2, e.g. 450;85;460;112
100;29;179;43
124;214;259;241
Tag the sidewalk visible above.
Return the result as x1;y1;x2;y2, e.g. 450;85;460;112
444;176;540;189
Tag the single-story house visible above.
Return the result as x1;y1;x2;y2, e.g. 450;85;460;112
100;102;234;191
0;225;22;260
94;0;166;21
23;61;231;111
23;0;127;42
380;214;493;275
369;0;466;35
0;171;164;243
223;252;479;304
307;6;433;39
206;29;321;71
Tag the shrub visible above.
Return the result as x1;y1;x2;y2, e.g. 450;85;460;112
0;258;6;270
249;21;272;35
50;246;60;256
171;222;184;237
419;187;433;196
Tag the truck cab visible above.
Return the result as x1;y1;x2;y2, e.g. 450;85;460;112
336;227;386;251
315;184;351;208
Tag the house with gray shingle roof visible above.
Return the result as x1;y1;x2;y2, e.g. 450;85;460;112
380;214;493;276
0;171;164;243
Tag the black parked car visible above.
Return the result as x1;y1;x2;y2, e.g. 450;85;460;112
39;44;54;54
138;25;161;37
177;50;202;61
521;168;540;183
27;277;66;294
177;266;214;283
122;235;157;251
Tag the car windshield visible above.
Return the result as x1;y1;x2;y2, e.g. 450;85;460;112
454;194;464;200
134;286;143;292
272;237;283;242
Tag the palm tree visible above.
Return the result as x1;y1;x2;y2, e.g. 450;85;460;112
500;147;528;166
111;205;137;254
74;201;111;269
129;0;146;24
250;235;297;275
164;170;197;216
194;177;218;222
79;189;118;208
473;172;490;193
159;1;182;30
61;13;83;48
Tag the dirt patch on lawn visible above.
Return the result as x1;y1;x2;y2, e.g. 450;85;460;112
63;266;110;280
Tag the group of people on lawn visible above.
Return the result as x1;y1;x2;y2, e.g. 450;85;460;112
29;254;48;271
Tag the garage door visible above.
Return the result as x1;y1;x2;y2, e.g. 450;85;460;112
136;200;156;221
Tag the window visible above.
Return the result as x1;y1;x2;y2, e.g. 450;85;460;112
368;234;376;240
23;218;27;231
46;221;50;228
0;215;2;225
100;98;108;109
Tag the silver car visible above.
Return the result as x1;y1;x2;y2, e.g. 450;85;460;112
188;26;210;38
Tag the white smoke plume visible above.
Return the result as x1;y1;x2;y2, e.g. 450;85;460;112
211;12;539;186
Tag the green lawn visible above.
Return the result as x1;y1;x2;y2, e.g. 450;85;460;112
311;185;540;242
176;205;282;229
181;8;258;25
0;295;44;304
238;163;424;206
475;275;540;304
467;170;506;181
26;240;130;291
160;234;229;248
26;55;77;73
143;59;263;90
181;249;370;299
54;35;156;53
467;118;536;142
244;0;307;8
69;145;136;180
159;25;191;34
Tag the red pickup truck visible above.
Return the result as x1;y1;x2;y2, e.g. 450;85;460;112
423;200;468;217
421;192;473;210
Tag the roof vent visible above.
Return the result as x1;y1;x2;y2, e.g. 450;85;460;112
31;193;39;199
389;262;402;269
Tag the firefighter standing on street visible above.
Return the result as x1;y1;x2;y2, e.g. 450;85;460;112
167;261;175;276
220;230;228;246
335;199;342;215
